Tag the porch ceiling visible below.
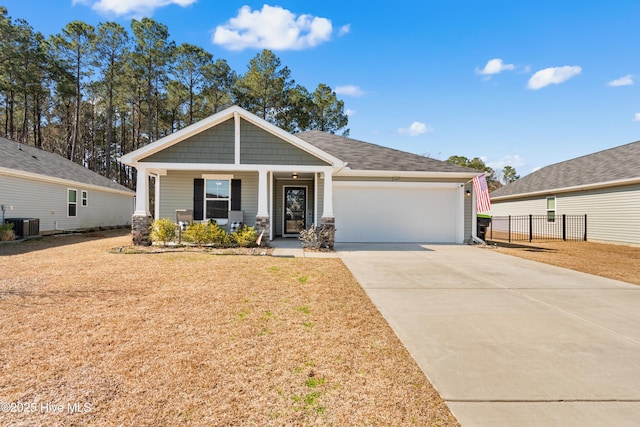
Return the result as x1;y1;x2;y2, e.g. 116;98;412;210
272;171;316;180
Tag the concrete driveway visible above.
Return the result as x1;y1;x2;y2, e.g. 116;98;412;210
336;243;640;427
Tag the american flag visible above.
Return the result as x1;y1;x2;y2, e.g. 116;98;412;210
472;173;491;213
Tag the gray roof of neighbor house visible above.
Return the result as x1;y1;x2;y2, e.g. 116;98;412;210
491;140;640;199
296;130;478;174
0;137;134;194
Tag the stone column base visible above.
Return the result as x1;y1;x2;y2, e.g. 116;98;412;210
132;214;152;246
254;216;270;246
320;217;336;250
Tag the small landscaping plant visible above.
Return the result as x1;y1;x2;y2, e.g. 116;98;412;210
182;220;229;247
182;222;209;246
299;224;335;250
230;225;258;247
149;218;177;246
159;220;258;248
0;222;15;241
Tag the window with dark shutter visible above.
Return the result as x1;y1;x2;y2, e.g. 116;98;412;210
231;179;241;211
193;178;204;220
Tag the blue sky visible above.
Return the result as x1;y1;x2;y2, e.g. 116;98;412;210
4;0;640;176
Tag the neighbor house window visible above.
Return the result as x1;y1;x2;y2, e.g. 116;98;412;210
81;190;88;207
205;179;230;221
546;196;556;222
68;189;77;217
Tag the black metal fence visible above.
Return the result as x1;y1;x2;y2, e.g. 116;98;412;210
489;215;587;242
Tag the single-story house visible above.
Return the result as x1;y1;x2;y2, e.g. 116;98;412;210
490;140;640;245
0;136;135;235
119;105;481;245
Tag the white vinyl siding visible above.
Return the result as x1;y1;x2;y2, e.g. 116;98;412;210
0;174;133;232
490;184;640;245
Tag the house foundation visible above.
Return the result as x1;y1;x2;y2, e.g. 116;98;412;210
132;214;152;246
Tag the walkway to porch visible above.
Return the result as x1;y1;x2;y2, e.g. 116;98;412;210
270;237;338;258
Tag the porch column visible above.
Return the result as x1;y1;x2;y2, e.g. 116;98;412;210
132;164;152;246
320;169;335;249
321;169;333;218
134;165;149;216
255;169;270;246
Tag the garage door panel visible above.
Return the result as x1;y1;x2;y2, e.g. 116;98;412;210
334;184;458;243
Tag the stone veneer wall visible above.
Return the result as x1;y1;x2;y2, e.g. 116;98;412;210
132;214;152;246
320;217;335;249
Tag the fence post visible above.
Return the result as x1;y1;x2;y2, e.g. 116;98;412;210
508;215;511;243
584;214;587;241
529;214;533;242
562;214;566;241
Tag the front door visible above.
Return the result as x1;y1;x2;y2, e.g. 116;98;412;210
284;186;306;235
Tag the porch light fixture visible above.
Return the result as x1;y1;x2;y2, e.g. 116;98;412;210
466;190;471;196
292;172;298;179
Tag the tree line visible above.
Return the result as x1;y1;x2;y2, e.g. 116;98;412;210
0;7;349;188
445;156;520;190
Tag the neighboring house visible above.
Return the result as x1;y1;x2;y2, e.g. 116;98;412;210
0;136;135;234
119;105;480;245
490;141;640;245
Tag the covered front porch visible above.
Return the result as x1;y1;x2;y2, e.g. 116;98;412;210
131;164;335;246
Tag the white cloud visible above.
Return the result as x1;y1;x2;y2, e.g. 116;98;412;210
338;24;351;36
335;85;364;97
345;108;356;116
486;154;525;171
74;0;195;16
476;58;515;76
213;5;333;51
633;113;640;122
608;74;634;87
527;66;582;90
397;121;432;136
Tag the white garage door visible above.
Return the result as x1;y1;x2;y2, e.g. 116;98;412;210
333;182;461;243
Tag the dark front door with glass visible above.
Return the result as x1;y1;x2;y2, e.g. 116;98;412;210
284;186;306;235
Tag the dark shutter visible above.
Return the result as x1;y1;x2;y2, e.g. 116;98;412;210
231;179;241;211
193;178;204;220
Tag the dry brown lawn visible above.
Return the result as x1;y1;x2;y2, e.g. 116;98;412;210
0;231;459;426
487;239;640;286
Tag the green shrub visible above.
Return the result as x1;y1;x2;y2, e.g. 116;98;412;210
182;222;209;246
231;225;258;247
207;220;229;246
182;221;229;247
150;218;177;246
0;222;15;242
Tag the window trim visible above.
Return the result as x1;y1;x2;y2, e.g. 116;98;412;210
81;190;88;207
68;188;78;217
203;175;233;223
546;196;556;223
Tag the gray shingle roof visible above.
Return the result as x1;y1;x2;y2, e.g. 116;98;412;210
491;140;640;199
0;137;134;193
296;130;478;174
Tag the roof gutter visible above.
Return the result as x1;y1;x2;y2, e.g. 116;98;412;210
334;169;479;180
0;166;135;197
